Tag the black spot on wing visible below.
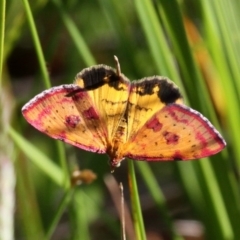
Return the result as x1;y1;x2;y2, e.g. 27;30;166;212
132;76;182;104
78;65;117;89
131;78;159;95
75;65;129;91
158;78;182;104
65;65;130;97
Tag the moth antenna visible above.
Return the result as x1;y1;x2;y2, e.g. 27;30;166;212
114;55;121;76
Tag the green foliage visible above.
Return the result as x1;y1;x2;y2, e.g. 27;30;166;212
1;0;239;239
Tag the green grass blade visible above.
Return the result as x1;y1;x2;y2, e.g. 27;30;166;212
21;0;51;89
157;0;217;120
156;0;199;96
21;0;70;187
199;160;233;238
134;0;181;83
135;1;239;239
16;159;45;239
46;188;75;239
8;126;64;187
51;0;96;66
128;160;146;240
136;162;183;240
97;0;139;77
155;1;240;239
211;1;240;98
71;190;92;240
0;0;6;85
198;2;240;237
201;0;240;168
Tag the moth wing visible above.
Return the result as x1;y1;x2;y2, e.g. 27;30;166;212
22;84;108;153
122;104;226;161
75;65;130;142
126;77;183;140
22;65;131;152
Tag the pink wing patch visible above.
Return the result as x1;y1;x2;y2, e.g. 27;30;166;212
22;85;108;153
123;104;226;161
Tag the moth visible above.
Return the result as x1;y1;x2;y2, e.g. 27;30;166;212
22;56;226;170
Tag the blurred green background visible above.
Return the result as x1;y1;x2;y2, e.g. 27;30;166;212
1;0;240;239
